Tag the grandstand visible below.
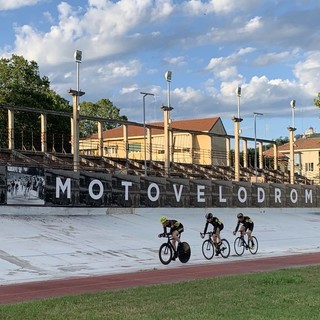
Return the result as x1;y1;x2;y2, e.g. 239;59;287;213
0;105;312;185
0;147;312;185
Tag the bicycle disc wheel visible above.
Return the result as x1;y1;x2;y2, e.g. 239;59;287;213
234;237;245;256
159;243;173;265
249;236;258;255
178;242;191;263
202;239;214;260
219;239;230;258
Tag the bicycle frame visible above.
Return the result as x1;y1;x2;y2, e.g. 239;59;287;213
158;234;191;265
200;232;230;259
234;232;258;256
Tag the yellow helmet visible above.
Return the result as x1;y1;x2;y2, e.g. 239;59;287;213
160;216;167;224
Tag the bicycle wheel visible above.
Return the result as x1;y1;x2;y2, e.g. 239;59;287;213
249;236;258;255
219;239;230;258
159;243;173;265
178;241;191;263
202;239;214;260
234;237;245;256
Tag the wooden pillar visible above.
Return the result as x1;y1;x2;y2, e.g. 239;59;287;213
98;121;103;157
8;109;14;150
40;113;47;152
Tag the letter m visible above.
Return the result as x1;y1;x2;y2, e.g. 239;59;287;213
56;177;71;199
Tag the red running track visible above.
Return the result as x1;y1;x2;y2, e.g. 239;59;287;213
1;252;320;305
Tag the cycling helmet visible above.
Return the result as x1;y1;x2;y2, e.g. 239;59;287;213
160;216;167;224
205;213;213;219
237;212;244;218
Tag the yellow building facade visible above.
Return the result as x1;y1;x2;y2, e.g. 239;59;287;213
79;117;228;166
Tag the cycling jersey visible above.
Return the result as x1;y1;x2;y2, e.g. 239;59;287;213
163;219;184;235
234;216;254;232
203;217;224;234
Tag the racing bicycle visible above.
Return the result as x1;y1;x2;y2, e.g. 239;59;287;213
200;232;230;259
158;233;191;265
234;233;259;256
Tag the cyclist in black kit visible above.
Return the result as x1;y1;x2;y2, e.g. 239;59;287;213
201;213;224;256
233;213;254;247
158;216;184;260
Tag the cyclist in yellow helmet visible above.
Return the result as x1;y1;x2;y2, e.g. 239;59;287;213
158;216;184;260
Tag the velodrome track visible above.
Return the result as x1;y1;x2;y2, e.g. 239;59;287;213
0;207;320;303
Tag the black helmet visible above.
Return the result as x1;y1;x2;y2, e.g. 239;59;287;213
237;212;244;218
205;213;213;219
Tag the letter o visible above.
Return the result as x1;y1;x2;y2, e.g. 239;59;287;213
238;187;247;203
148;183;160;202
89;179;104;200
290;189;298;203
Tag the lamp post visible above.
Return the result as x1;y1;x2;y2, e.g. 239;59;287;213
253;112;263;182
140;92;154;176
233;86;243;181
288;100;296;184
162;71;173;176
68;50;85;172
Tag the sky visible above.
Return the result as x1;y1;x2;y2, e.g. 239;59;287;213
1;0;320;147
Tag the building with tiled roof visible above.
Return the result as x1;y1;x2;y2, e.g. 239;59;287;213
264;136;320;183
80;117;228;166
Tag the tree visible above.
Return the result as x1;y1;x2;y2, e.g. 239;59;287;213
0;54;71;151
314;92;320;108
265;136;289;150
79;99;128;138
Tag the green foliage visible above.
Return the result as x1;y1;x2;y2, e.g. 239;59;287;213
265;136;289;150
0;55;71;150
1;266;320;319
79;99;128;138
314;92;320;108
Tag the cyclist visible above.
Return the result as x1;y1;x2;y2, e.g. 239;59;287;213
201;213;224;256
158;216;184;260
233;213;254;247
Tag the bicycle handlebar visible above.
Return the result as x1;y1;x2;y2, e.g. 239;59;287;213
158;233;172;239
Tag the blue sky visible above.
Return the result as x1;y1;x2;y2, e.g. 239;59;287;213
1;0;320;147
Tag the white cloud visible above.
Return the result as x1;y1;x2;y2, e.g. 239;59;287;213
97;60;141;80
0;0;40;11
293;51;320;95
243;16;262;32
253;51;291;67
164;56;187;67
205;47;255;80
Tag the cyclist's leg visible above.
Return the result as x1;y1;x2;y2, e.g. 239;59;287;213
213;229;219;255
246;223;254;246
239;225;245;237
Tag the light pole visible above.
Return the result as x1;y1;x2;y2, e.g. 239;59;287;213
162;71;173;176
68;50;85;172
253;112;263;182
233;86;243;181
140;92;154;176
288;99;296;184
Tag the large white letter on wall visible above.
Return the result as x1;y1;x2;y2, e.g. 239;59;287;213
290;189;298;204
219;186;227;203
122;181;132;201
257;187;265;203
305;189;313;203
148;183;160;202
275;188;281;203
173;184;183;202
89;179;104;200
238;187;247;203
197;185;205;202
56;177;71;199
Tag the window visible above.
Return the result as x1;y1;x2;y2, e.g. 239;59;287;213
105;146;118;155
128;143;141;153
305;162;314;172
